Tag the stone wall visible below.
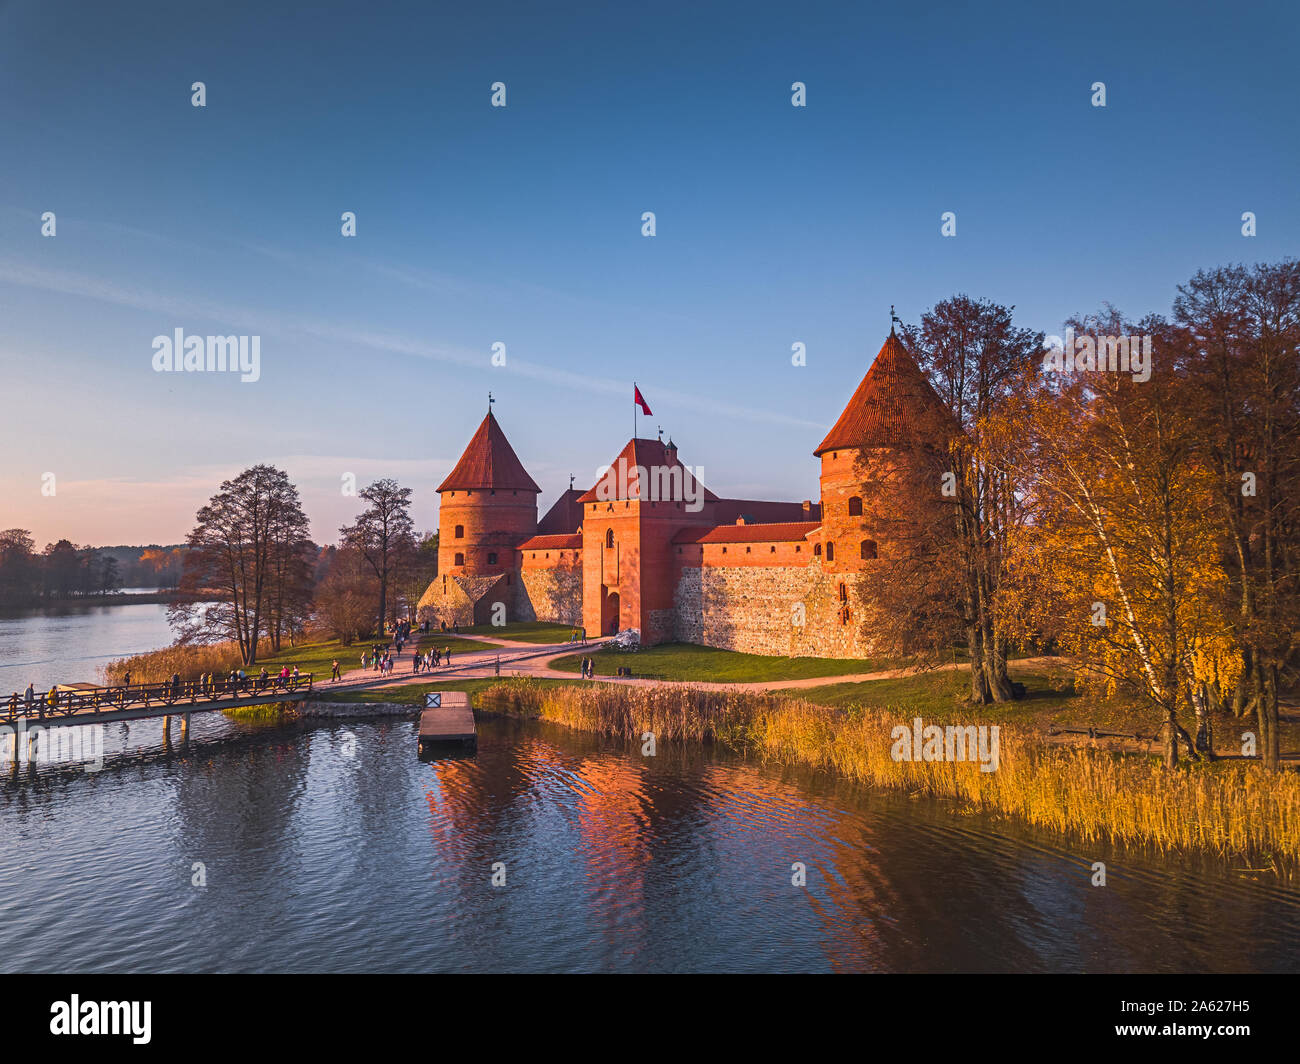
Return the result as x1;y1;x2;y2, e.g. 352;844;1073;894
519;561;583;625
417;572;508;628
673;562;876;659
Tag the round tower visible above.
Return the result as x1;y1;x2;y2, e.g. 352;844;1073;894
419;410;541;627
813;329;951;574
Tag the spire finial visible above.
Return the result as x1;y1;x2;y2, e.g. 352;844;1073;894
890;305;903;334
488;391;495;413
569;473;575;491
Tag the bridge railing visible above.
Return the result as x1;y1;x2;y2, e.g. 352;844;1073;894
0;674;314;725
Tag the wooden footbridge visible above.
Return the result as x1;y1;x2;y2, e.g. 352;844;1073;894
2;675;314;729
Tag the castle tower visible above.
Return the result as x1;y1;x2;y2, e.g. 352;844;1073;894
417;410;541;627
813;330;951;574
577;437;718;641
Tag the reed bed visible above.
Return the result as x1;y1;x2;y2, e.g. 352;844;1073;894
478;679;1300;868
102;641;246;685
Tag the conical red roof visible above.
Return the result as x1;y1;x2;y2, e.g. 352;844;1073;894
437;412;541;493
814;331;951;455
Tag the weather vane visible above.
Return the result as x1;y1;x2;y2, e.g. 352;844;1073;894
890;304;903;331
569;473;575;491
488;391;495;412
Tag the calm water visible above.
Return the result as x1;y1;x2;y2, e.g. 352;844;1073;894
0;593;175;694
1;713;1297;973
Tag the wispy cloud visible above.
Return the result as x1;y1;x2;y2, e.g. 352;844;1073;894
0;254;823;430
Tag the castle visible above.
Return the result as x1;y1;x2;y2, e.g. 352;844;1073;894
416;330;947;657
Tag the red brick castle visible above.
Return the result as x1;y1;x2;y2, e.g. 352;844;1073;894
417;331;947;657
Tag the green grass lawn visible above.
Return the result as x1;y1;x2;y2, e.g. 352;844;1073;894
551;642;890;682
773;664;1192;735
257;633;496;679
457;621;588;644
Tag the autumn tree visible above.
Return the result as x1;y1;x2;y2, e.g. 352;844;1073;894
340;479;416;636
1001;309;1231;768
314;546;379;645
1174;259;1300;769
169;465;312;665
890;297;1043;702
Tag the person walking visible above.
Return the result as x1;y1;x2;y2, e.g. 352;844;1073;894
24;682;34;709
443;647;451;668
331;659;341;682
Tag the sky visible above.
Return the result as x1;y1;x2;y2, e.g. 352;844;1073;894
1;0;1296;548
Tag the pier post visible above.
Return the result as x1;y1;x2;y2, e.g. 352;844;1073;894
25;726;38;766
161;715;172;749
180;713;190;745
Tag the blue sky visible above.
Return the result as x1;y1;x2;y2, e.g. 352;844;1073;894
1;0;1296;546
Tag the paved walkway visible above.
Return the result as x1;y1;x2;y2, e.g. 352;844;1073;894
315;634;1066;698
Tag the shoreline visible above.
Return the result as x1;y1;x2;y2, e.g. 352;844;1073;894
467;679;1300;875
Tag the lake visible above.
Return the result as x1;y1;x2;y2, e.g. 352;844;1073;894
1;712;1297;973
0;593;176;695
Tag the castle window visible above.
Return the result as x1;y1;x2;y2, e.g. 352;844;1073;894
770;546;776;552
488;552;498;565
848;496;862;516
746;546;751;553
605;529;614;548
860;539;877;560
455;525;464;538
795;545;801;552
722;547;727;554
531;553;536;559
490;489;496;496
442;575;446;591
454;552;464;566
544;553;549;559
838;582;848;601
814;543;822;557
826;542;835;562
467;490;472;496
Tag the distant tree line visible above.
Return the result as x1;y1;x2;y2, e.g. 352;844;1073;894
0;533;123;605
0;536;191;607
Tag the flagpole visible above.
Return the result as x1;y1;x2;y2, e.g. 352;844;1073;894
633;381;637;440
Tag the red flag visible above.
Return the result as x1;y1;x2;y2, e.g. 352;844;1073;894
634;385;653;416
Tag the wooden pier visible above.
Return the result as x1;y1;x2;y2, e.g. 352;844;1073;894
417;691;476;758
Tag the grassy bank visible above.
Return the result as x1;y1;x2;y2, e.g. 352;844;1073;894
551;642;893;681
473;679;1300;870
